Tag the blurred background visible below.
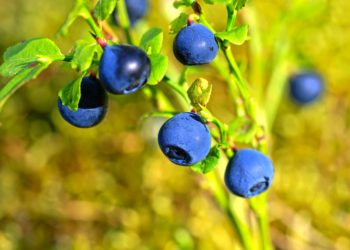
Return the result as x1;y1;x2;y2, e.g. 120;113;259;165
0;0;350;249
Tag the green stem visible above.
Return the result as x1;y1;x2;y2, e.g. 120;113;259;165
206;171;253;250
84;9;104;38
116;0;134;44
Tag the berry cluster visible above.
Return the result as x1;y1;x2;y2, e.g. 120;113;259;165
58;44;151;127
55;1;275;198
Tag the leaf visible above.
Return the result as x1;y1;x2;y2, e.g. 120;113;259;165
58;74;85;111
71;40;99;72
173;0;194;8
94;0;118;21
147;54;168;85
56;0;90;37
140;28;163;55
234;0;248;10
169;13;188;34
0;64;49;110
191;145;221;174
203;0;232;4
228;117;257;144
215;24;249;45
0;38;64;77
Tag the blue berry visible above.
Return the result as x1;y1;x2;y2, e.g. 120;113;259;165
173;24;218;65
99;45;151;95
158;112;211;166
58;77;108;128
224;149;274;198
114;0;148;26
289;71;324;104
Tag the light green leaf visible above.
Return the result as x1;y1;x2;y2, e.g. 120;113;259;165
191;145;221;174
0;38;64;77
215;24;249;45
94;0;118;21
173;0;194;8
147;54;168;85
204;0;232;4
169;13;188;34
228;117;257;144
140;28;163;55
59;74;85;111
71;40;99;72
56;0;90;37
0;64;49;110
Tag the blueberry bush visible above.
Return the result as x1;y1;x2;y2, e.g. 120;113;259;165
1;0;349;249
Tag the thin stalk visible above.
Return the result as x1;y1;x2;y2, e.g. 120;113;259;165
116;0;134;44
206;167;253;250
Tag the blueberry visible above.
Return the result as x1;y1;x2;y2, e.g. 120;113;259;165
173;24;218;65
224;149;274;198
58;77;108;128
99;45;151;95
289;71;324;105
158;112;211;166
114;0;148;26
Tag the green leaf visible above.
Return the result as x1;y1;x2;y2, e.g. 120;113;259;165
0;64;49;110
191;145;221;174
234;0;248;10
0;38;64;77
94;0;118;21
71;40;99;72
58;74;86;111
56;0;90;37
187;78;212;110
140;28;163;55
147;54;168;85
228;117;257;144
173;0;194;8
169;13;188;34
204;0;232;4
215;24;249;45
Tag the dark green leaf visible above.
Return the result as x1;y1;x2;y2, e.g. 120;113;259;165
169;13;188;34
234;0;248;10
58;74;85;111
147;54;168;85
0;64;49;110
56;0;90;37
204;0;232;4
173;0;194;8
215;24;249;45
140;28;163;55
191;145;221;174
0;38;64;77
71;40;99;72
94;0;118;21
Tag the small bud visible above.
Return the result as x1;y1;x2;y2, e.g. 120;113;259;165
187;78;212;111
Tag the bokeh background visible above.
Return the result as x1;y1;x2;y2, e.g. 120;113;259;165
0;0;350;249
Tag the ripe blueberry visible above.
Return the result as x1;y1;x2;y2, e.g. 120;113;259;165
58;77;108;128
99;45;151;95
289;71;324;105
114;0;148;26
224;149;274;198
158;112;211;166
173;23;218;65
